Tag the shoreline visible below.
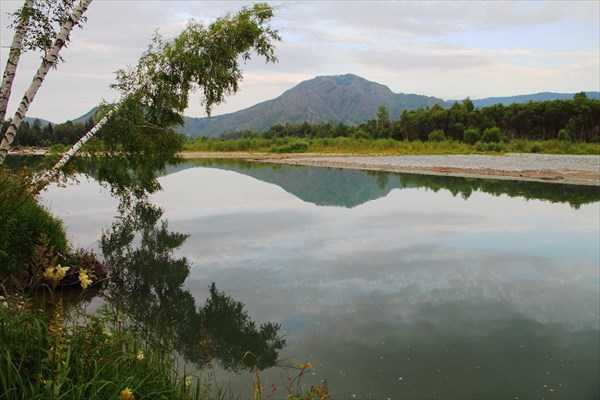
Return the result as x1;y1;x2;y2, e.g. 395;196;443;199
9;148;599;186
181;152;600;186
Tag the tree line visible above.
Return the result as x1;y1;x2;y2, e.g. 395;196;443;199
1;117;95;147
4;93;599;149
219;93;600;143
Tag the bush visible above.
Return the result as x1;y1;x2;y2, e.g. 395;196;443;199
270;140;309;153
557;129;571;142
0;170;68;284
481;127;502;143
428;129;446;142
462;127;481;144
530;143;542;153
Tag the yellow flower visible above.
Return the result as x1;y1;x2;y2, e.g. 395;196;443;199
78;268;93;289
119;387;135;400
135;350;144;361
185;375;192;387
43;265;70;287
298;362;313;370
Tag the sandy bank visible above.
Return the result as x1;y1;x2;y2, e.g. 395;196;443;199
181;152;600;186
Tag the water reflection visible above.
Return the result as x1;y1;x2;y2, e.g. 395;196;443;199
183;158;600;209
100;198;285;372
39;159;599;399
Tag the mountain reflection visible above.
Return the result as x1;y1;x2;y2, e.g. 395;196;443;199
100;199;285;372
180;158;600;209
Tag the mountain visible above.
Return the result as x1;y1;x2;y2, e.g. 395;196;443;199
177;74;444;137
176;75;599;137
53;74;600;137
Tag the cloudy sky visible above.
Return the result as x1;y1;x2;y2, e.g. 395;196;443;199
1;0;599;123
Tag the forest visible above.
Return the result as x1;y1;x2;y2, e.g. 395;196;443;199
3;93;599;149
217;93;600;143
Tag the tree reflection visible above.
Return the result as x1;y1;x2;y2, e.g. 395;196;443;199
100;199;285;371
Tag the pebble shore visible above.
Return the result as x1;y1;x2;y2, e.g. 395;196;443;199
182;152;599;186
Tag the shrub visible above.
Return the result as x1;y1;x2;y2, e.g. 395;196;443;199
428;129;446;142
462;127;481;144
0;170;69;285
481;127;502;143
557;129;571;142
270;140;309;153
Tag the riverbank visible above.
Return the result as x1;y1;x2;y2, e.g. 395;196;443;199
9;148;599;186
181;152;600;186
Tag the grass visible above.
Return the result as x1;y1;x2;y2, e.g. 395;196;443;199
0;288;331;400
183;137;600;155
0;290;211;400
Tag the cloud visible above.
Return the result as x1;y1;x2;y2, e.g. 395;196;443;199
1;0;598;122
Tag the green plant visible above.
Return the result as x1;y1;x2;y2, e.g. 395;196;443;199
0;170;68;285
252;362;330;400
0;297;205;400
427;129;446;142
557;129;571;142
270;141;309;153
481;127;502;143
462;127;481;144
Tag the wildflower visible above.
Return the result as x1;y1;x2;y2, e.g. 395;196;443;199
102;328;113;338
43;265;70;287
135;350;144;360
185;375;192;387
78;268;93;289
119;387;135;400
298;362;313;370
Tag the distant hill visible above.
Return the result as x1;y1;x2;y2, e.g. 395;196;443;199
176;75;599;137
44;74;599;138
445;91;600;108
23;116;53;127
177;74;444;137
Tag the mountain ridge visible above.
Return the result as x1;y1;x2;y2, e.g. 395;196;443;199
35;74;599;136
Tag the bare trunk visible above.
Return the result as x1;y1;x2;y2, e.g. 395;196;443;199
34;108;114;189
0;0;92;166
0;0;35;127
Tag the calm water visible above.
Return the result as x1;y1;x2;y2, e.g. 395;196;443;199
40;159;600;399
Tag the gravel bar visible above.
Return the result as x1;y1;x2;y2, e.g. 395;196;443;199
260;153;600;186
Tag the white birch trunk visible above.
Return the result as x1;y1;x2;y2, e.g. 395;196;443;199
0;0;92;166
0;0;35;126
34;108;114;188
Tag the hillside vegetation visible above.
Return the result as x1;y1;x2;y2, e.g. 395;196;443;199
184;93;600;155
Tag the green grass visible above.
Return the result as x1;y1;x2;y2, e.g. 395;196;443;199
0;293;210;400
183;137;600;155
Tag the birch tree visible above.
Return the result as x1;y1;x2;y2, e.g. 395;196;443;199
0;0;91;165
1;0;83;134
35;3;280;195
0;0;34;124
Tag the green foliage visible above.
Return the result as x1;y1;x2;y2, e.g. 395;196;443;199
0;169;68;284
481;127;502;143
462;127;481;144
270;140;309;153
0;299;205;400
557;129;570;142
428;129;446;142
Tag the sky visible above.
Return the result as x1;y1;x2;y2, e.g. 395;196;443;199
1;0;599;123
